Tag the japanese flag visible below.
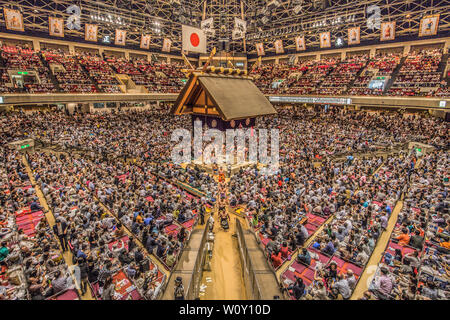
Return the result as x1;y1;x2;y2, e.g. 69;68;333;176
182;25;207;54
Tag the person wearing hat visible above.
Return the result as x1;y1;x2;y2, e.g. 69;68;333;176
174;276;185;300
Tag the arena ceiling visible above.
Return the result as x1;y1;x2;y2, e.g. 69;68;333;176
0;0;449;56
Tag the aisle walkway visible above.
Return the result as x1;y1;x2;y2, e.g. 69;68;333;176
199;212;248;300
350;199;404;299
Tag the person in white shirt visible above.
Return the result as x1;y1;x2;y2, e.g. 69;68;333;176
346;269;357;289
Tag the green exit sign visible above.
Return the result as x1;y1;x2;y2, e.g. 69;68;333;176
18;71;29;75
415;148;422;152
20;144;30;149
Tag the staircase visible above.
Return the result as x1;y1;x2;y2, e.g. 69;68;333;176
437;53;449;80
345;59;371;94
78;60;101;92
437;53;449;73
39;53;62;91
115;74;148;93
316;62;339;89
383;56;407;93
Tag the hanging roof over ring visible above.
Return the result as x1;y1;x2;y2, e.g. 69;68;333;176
171;72;277;121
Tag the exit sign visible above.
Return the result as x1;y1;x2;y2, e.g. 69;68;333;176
20;144;30;149
18;71;29;75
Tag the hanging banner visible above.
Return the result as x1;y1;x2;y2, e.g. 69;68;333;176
274;39;284;54
162;38;172;52
234;17;247;33
140;34;151;49
256;43;265;56
85;24;98;42
3;8;24;32
319;32;331;48
232;17;247;40
295;36;305;51
348;27;360;45
49;17;64;37
201;18;215;37
380;21;395;41
419;14;439;37
66;5;81;31
115;29;127;46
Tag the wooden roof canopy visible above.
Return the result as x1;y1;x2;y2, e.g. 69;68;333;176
171;70;277;121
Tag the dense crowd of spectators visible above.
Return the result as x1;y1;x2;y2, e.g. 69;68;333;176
28;151;166;299
349;53;402;96
0;44;447;97
368;149;449;300
1;45;56;94
78;53;122;93
250;48;448;97
42;49;98;94
0;45;186;94
387;49;445;97
133;58;185;93
0;101;448;300
1;148;74;300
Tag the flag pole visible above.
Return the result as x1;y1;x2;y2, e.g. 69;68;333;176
181;52;194;70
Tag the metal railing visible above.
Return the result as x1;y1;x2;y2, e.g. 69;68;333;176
186;218;211;300
159;218;211;300
235;218;264;300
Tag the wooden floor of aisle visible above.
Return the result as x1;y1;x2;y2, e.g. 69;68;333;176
199;212;248;300
350;199;404;299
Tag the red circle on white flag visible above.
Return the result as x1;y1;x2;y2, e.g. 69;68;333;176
190;33;200;47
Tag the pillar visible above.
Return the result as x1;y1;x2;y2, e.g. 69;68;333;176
32;40;40;51
403;44;411;56
68;44;76;55
445;40;450;54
